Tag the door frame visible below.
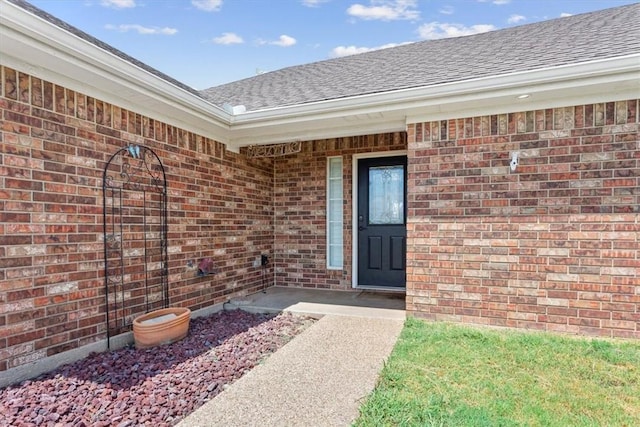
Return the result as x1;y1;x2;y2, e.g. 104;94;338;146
351;150;408;289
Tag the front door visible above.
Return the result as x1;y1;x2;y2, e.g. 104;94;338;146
357;156;407;288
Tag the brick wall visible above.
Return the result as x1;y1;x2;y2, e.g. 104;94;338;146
1;63;637;375
274;134;406;290
406;100;640;338
0;66;274;372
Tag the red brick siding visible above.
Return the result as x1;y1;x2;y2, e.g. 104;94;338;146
274;134;407;290
407;100;640;338
0;67;274;371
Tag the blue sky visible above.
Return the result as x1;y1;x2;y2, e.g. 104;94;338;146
27;0;637;90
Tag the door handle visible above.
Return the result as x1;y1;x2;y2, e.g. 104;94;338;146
358;226;367;231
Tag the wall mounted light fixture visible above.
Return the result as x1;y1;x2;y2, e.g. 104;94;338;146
510;152;519;171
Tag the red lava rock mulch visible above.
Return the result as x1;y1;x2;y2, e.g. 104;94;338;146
0;309;315;427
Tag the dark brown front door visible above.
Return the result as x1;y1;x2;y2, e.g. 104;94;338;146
357;156;407;288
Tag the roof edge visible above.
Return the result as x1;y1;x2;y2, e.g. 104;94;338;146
0;0;232;144
232;54;640;120
225;55;639;148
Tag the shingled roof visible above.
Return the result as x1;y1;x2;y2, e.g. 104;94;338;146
199;3;640;112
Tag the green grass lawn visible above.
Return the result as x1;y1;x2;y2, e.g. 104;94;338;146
354;318;640;427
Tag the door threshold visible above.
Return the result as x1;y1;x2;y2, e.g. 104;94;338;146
354;286;406;294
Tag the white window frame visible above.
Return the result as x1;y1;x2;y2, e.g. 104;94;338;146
326;156;343;269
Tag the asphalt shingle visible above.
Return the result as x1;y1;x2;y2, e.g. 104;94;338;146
200;3;640;112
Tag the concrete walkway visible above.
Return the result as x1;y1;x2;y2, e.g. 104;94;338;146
178;288;405;426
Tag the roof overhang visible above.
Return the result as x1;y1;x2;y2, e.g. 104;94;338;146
0;0;232;143
2;0;639;154
227;54;640;149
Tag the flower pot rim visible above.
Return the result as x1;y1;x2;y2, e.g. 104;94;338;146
133;307;191;326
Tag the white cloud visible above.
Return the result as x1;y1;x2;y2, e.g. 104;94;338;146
101;0;135;8
439;5;454;15
212;32;243;44
105;24;178;35
347;0;420;21
331;46;374;57
272;35;297;47
330;41;408;58
508;14;526;24
258;35;297;47
192;0;223;12
492;0;510;4
418;22;496;39
560;12;573;17
302;0;329;6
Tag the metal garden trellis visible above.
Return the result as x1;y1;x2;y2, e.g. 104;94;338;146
102;145;168;348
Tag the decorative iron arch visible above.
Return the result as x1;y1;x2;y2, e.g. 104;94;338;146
102;145;168;348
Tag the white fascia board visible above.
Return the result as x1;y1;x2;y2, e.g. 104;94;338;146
0;1;232;143
404;55;640;123
236;54;640;123
228;114;407;147
227;54;639;148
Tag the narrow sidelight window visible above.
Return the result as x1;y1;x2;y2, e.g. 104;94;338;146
327;156;343;269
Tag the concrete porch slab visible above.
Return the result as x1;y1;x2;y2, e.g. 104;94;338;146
225;286;406;320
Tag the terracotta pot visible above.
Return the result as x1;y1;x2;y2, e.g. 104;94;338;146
133;307;191;349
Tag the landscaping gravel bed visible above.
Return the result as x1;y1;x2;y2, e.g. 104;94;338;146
0;309;315;426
